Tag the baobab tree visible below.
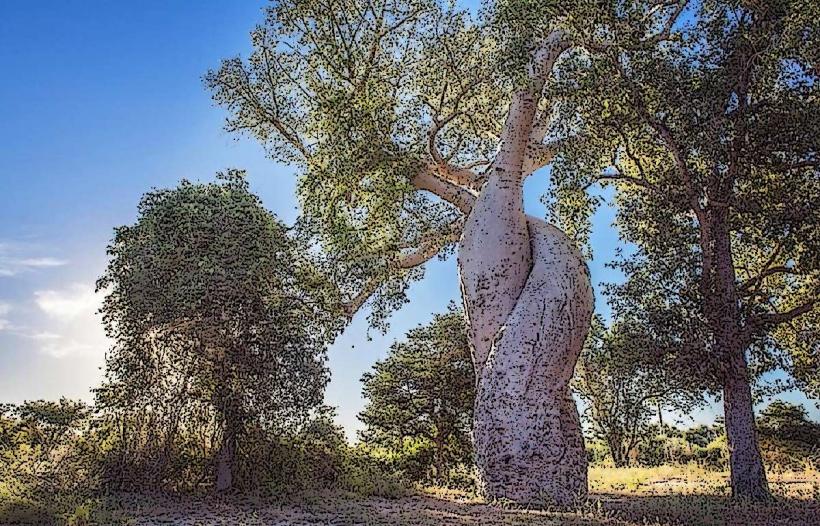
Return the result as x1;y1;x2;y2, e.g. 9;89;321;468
207;0;686;504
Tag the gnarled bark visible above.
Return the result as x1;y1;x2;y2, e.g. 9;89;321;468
461;216;593;505
456;35;593;504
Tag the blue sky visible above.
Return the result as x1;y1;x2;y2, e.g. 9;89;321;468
0;1;815;438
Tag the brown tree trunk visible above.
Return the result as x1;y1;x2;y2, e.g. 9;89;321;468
215;404;239;492
608;437;628;468
709;211;770;501
722;346;770;501
433;433;446;483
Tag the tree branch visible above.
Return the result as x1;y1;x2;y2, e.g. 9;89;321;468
744;298;819;342
340;217;465;318
522;140;561;176
412;165;477;214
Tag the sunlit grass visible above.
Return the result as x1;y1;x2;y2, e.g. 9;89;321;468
589;463;819;499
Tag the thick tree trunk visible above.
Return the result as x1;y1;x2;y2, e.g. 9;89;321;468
457;37;589;504
709;211;770;501
461;216;593;505
723;347;770;501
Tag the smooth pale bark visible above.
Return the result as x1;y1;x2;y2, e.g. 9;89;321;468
464;217;593;505
456;35;592;505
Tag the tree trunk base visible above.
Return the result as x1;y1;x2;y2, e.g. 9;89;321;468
470;218;593;506
475;390;587;506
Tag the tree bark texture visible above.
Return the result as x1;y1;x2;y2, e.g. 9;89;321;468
458;84;593;503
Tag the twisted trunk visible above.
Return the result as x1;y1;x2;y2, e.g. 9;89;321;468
458;86;592;505
464;218;592;504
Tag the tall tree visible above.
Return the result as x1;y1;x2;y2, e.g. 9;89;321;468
96;171;342;491
207;0;684;504
359;307;474;482
573;317;703;467
550;0;820;500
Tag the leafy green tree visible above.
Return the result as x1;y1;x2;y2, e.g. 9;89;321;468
0;399;93;499
759;401;819;440
757;401;820;470
359;307;474;483
573;317;703;467
207;0;686;503
96;171;342;491
551;0;820;500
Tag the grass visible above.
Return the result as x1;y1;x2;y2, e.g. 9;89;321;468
589;463;820;499
1;465;818;525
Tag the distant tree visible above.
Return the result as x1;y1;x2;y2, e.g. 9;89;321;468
683;425;723;449
96;171;342;491
757;401;820;469
758;401;819;440
0;399;92;497
552;0;820;499
358;307;474;482
573;317;702;467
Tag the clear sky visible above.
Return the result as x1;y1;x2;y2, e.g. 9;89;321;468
1;1;815;439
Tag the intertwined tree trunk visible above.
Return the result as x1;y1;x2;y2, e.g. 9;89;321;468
458;46;594;504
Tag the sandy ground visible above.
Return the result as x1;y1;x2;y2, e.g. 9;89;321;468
112;486;820;526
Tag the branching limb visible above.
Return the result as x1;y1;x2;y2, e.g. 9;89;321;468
582;0;688;52
412;165;477;214
522;140;562;176
744;298;819;342
341;217;465;318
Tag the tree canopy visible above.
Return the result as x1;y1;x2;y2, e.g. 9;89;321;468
552;0;820;393
96;171;343;488
573;317;703;467
358;307;474;482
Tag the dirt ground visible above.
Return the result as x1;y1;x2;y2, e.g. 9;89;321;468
111;475;820;526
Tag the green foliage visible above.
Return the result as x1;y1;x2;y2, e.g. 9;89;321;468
758;401;820;470
553;0;820;395
205;1;506;328
358;306;474;485
573;317;704;467
95;171;343;490
0;399;97;500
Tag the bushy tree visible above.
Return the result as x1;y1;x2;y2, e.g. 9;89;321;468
359;307;473;483
0;399;96;502
206;0;686;503
573;317;702;467
96;171;343;491
552;0;820;499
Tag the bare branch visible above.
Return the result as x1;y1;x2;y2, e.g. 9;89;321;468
341;217;465;318
412;165;477;214
746;299;818;336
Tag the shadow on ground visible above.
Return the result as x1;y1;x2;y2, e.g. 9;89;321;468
102;490;820;526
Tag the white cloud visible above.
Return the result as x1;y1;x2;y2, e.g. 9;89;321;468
0;302;11;331
0;242;68;277
38;339;97;359
31;283;108;359
35;284;99;321
29;331;62;341
18;257;69;268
